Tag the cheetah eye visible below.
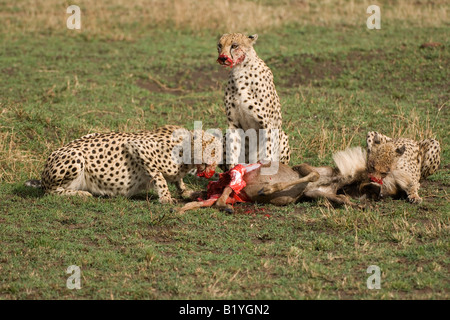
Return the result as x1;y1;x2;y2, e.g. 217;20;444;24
231;43;238;49
217;43;222;50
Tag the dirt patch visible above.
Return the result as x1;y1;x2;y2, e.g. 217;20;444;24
136;67;227;95
267;50;390;88
232;203;270;216
136;49;391;93
2;67;16;76
267;53;344;87
136;78;185;96
178;68;228;91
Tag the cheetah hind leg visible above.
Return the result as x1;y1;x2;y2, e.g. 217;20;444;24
41;150;92;197
419;139;441;179
46;187;93;197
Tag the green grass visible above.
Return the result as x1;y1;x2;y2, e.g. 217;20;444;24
0;9;449;299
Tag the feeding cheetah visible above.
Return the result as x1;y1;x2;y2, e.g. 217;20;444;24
217;33;290;168
27;125;221;204
365;131;441;203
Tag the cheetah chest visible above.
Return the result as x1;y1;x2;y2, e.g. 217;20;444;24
226;81;268;131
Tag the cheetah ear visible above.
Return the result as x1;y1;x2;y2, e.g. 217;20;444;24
366;131;377;151
248;34;258;44
218;33;228;42
395;145;406;156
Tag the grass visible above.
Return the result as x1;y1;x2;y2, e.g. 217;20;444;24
0;0;449;299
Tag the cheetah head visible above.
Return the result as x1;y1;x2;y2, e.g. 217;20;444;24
217;33;258;68
193;130;222;179
367;134;406;185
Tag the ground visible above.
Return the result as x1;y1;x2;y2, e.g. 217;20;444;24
0;0;449;299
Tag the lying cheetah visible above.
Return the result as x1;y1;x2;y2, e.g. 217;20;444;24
217;33;290;168
28;125;221;204
366;131;441;203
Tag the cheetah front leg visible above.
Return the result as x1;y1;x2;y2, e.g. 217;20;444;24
150;171;176;204
175;178;197;199
391;169;422;204
124;140;175;204
258;126;290;165
404;181;422;204
224;125;243;169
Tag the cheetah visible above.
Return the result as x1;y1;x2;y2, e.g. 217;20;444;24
365;131;441;203
217;33;290;168
28;125;221;204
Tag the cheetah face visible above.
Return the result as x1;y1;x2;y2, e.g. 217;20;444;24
194;130;222;179
196;163;217;179
217;33;258;68
367;142;406;185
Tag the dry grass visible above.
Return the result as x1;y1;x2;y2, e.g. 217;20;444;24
0;0;447;39
0;130;42;183
388;104;444;142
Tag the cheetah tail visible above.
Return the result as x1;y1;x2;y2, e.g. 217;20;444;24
25;179;42;188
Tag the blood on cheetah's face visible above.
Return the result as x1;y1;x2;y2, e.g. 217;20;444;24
367;141;406;185
217;33;258;68
193;130;222;179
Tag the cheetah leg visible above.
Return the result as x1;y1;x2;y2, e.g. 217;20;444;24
224;127;243;169
258;128;291;165
279;130;291;165
403;181;422;204
47;187;93;197
258;128;278;164
419;139;441;179
41;149;91;196
391;170;422;204
404;180;422;204
257;170;320;196
125;140;175;204
176;179;195;198
149;171;174;204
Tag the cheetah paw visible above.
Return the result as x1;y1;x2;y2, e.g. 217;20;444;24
408;195;423;204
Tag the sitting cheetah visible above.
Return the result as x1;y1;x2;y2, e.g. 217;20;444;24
217;33;290;168
29;125;221;204
366;131;441;203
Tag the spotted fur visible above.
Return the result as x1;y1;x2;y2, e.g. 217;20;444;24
366;131;441;203
217;33;290;167
36;125;220;204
